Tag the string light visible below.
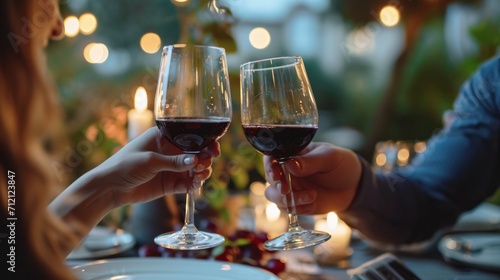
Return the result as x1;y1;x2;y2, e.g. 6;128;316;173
380;6;400;27
140;33;162;54
375;153;387;167
171;0;190;7
64;16;79;37
249;27;271;49
83;43;109;64
79;13;98;35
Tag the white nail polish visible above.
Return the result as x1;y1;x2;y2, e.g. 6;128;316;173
184;156;195;165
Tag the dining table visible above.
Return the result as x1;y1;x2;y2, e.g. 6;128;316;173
67;202;500;279
67;233;500;279
281;237;499;279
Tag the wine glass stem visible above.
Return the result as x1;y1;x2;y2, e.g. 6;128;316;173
279;161;301;230
183;169;197;232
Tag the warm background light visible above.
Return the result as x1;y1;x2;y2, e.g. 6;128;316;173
83;43;109;64
326;211;339;228
79;13;98;35
171;0;191;7
346;26;375;55
375;153;387;166
134;87;148;112
64;16;80;37
414;141;427;153
380;6;400;27
250;181;266;196
397;148;410;162
249;27;271;49
265;203;281;222
140;33;162;54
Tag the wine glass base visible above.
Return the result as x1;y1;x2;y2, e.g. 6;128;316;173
264;229;330;251
154;230;225;250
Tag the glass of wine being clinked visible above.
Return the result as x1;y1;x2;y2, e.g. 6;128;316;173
153;44;232;250
240;56;331;250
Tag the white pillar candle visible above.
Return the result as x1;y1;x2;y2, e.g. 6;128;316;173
314;212;352;260
128;86;153;140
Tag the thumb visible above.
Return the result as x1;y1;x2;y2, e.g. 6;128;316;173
150;153;197;173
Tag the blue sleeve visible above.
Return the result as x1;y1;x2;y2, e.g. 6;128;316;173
339;56;500;244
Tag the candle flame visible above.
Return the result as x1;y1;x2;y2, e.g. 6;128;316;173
265;203;281;222
134;86;148;112
326;212;339;229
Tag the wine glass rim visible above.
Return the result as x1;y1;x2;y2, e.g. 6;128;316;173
162;44;225;52
240;56;302;71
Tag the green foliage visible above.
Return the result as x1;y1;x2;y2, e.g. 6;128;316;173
49;0;246;226
459;18;500;80
387;19;459;141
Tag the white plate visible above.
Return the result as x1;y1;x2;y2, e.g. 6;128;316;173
453;203;500;231
71;258;280;280
67;226;135;260
438;232;500;272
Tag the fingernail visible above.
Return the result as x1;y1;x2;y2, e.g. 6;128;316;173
184;155;195;165
298;193;310;204
291;159;301;171
276;182;282;194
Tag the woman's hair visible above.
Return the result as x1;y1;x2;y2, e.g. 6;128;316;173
0;1;79;278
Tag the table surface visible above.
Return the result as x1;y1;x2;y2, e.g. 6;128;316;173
312;238;500;280
68;202;500;279
68;237;500;279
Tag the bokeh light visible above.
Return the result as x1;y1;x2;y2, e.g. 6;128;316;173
380;6;400;27
83;43;109;64
397;148;410;163
64;16;79;37
346;26;375;55
140;33;162;54
414;141;427;153
249;27;271;49
79;13;98;35
171;0;190;7
375;153;387;167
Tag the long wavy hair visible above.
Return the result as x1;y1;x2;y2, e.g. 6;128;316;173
0;1;79;278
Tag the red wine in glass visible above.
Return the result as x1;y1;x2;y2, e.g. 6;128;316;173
242;125;317;160
240;56;330;250
157;117;231;153
154;45;232;250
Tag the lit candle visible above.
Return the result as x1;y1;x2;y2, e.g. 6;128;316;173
127;86;153;140
314;212;352;262
255;202;287;238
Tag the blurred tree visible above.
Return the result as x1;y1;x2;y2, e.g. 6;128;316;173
336;0;485;159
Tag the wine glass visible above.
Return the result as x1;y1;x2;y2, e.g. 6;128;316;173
153;44;232;250
240;56;331;250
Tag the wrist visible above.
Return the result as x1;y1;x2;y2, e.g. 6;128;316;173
49;168;115;238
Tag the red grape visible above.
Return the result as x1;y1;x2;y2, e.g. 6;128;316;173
138;245;161;257
239;243;263;262
214;246;236;262
264;258;286;275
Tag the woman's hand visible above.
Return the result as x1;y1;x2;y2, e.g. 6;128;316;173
264;142;362;214
50;127;220;249
97;127;220;208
